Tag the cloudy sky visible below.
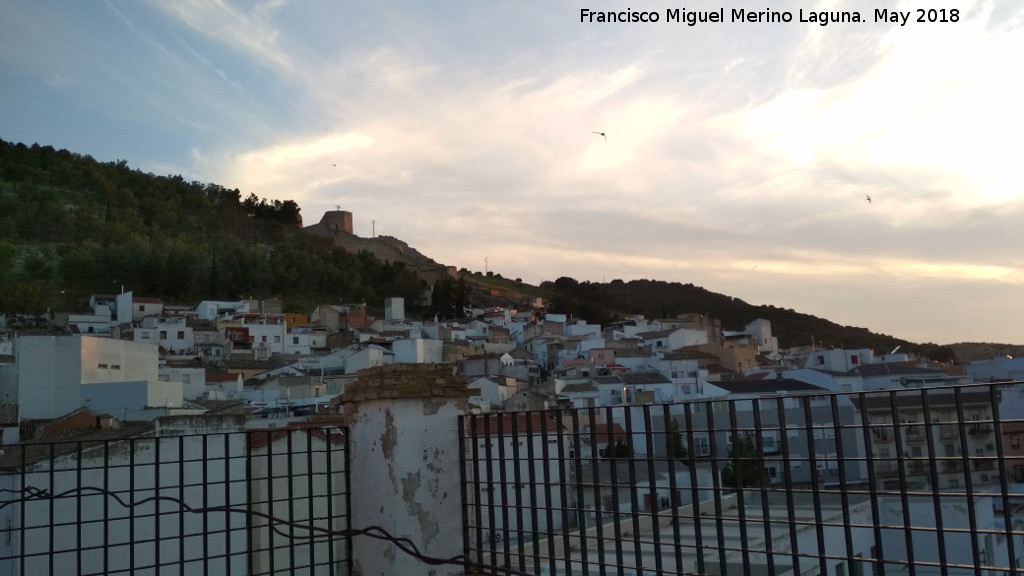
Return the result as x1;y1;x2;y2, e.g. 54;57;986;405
2;0;1022;345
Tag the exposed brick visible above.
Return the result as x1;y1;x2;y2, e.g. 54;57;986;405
342;363;472;403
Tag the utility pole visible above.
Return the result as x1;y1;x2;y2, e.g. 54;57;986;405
485;256;489;275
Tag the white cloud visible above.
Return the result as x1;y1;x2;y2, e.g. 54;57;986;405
5;0;1024;343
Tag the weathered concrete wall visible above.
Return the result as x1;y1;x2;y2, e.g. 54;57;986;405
342;364;475;576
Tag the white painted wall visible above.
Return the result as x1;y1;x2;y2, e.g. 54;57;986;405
244;323;286;355
159;366;207;399
393;338;444;364
81;379;184;416
16;336;159;420
804;348;874;372
0;427;347;575
344;384;465;575
471;429;570;543
0;432;249;575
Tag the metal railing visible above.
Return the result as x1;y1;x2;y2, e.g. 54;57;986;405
461;382;1024;576
0;428;350;575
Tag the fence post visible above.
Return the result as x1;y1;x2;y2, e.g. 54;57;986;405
340;364;475;576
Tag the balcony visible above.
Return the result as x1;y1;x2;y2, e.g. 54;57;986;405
907;461;929;475
904;426;926;443
871;427;893;443
942;459;964;473
974;459;996;471
1;379;1020;576
873;461;900;477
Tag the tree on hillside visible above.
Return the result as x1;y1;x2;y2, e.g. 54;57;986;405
666;418;689;463
721;434;766;488
431;276;456;319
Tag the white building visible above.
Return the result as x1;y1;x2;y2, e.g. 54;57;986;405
298;345;387;376
393;338;443;364
469;413;571;543
967;355;1024;383
134;315;194;354
158;365;207;399
196;300;250;321
564;320;602;339
804;348;876;372
12;335;161;420
0;420;346;575
130;296;164;322
81;379;189;420
723;318;780;357
384;296;405;324
468;375;523;407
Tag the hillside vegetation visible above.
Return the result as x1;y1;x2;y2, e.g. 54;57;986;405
0;138;960;362
0;139;426;317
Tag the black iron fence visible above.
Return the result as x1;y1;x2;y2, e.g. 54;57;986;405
461;382;1024;576
0;427;349;575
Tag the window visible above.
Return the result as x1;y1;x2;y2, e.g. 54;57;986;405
850;355;859;365
110;364;120;370
816;355;825;365
138;305;144;311
262;335;268;343
159;331;167;339
274;335;281;343
694;437;711;457
293;336;300;345
98;363;108;369
177;331;184;340
1013;435;1020;449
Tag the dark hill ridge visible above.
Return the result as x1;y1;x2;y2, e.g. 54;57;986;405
0;138;971;362
537;276;955;361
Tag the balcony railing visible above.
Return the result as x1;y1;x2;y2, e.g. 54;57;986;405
3;382;1021;576
904;426;925;442
462;383;1024;576
0;429;350;575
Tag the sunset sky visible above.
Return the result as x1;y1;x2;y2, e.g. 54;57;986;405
2;0;1022;345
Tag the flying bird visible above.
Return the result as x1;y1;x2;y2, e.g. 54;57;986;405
592;131;607;143
865;194;871;204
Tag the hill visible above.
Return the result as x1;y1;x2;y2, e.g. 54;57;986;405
0;139;428;318
0;138;971;363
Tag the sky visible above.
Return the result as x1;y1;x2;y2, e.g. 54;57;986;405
2;0;1023;346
